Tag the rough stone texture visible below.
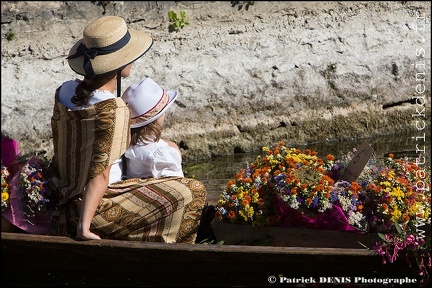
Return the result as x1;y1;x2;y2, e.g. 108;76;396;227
1;1;430;161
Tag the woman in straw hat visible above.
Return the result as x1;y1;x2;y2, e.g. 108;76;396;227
121;77;184;179
49;15;207;243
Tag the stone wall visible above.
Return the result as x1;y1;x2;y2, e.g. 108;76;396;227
1;1;430;161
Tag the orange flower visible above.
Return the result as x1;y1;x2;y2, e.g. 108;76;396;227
215;210;222;219
326;154;335;161
228;210;236;219
315;184;324;192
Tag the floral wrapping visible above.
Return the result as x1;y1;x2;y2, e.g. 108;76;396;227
277;195;358;232
2;156;53;234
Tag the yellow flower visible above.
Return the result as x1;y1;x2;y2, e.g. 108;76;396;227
407;202;419;216
390;207;402;222
380;181;391;187
1;191;9;201
252;192;259;203
239;205;254;221
389;187;404;201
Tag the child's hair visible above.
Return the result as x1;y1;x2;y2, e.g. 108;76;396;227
130;121;162;145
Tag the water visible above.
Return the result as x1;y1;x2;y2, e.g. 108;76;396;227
183;132;431;205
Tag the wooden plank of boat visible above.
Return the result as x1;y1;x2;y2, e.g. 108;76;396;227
211;221;380;248
1;222;419;287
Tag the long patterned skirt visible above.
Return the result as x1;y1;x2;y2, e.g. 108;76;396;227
62;177;206;244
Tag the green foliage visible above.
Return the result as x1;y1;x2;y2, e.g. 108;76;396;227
5;30;16;41
197;238;225;245
168;10;189;32
230;1;255;11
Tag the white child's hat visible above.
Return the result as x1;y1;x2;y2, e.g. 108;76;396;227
122;77;178;128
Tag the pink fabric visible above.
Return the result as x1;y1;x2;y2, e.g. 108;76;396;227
277;196;358;232
2;157;52;234
1;137;19;166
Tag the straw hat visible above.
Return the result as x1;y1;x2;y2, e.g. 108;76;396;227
122;77;178;128
67;16;153;78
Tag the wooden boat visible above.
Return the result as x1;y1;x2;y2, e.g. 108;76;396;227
1;220;424;287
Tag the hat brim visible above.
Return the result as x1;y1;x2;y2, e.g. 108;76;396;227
68;28;153;77
130;90;178;128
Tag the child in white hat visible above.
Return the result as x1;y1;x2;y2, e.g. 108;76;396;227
122;77;184;178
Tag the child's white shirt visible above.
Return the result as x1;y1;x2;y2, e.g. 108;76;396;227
125;139;184;178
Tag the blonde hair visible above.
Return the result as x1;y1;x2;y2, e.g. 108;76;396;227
130;121;162;145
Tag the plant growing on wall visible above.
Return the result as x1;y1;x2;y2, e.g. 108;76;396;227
5;30;16;41
168;10;189;32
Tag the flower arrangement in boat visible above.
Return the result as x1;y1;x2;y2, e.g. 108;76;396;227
363;154;431;233
1;154;54;233
367;154;431;285
215;141;366;229
215;158;281;227
13;155;52;212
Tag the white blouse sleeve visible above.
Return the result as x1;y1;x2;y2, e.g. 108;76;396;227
150;144;184;178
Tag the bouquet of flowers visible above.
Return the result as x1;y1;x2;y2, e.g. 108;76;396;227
366;154;431;285
363;154;431;233
215;158;282;227
215;142;367;231
1;154;54;234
